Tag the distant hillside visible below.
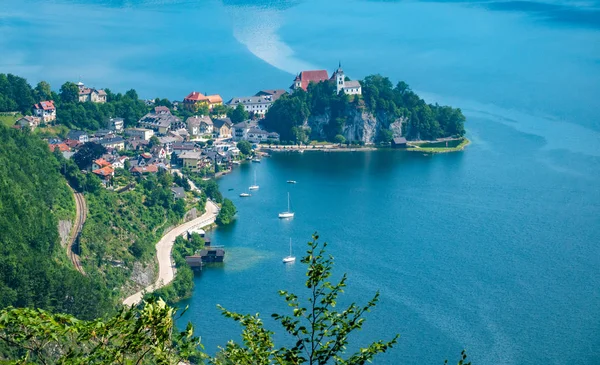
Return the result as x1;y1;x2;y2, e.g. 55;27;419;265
0;126;112;319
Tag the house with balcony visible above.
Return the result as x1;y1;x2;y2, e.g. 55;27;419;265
33;101;56;123
186;115;213;137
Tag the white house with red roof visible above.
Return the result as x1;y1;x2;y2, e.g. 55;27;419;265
33;100;56;122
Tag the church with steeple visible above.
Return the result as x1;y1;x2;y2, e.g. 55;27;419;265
291;62;362;95
330;62;362;95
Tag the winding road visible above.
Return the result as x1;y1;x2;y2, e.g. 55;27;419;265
67;186;86;275
123;200;220;306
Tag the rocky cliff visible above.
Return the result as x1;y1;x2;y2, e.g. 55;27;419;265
306;107;405;144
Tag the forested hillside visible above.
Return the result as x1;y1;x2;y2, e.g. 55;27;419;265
0;126;112;319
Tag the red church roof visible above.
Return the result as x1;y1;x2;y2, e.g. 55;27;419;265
297;70;329;90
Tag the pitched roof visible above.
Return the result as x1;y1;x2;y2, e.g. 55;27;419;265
154;106;171;114
343;80;361;89
298;70;329;90
34;100;56;111
186;115;212;127
184;91;207;102
130;165;158;174
206;95;223;104
255;89;287;101
67;130;87;139
64;139;82;148
92;166;114;177
171;187;185;199
248;128;268;135
179;151;203;160
393;137;407;144
100;137;125;145
213;118;233;129
93;158;111;168
48;143;70;152
227;95;273;105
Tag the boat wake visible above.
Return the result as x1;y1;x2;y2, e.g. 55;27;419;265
225;5;319;74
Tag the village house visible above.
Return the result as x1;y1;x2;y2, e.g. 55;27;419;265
267;132;280;142
64;139;82;149
110;117;124;132
48;143;70;153
246;128;270;143
92;158;112;171
158;136;177;155
100;136;126;151
77;82;107;103
179;150;203;169
232;121;250;141
226;95;273;116
212;118;233;139
186;115;213;137
130;165;159;175
110;156;128;169
171;187;185;200
391;137;407;148
183;91;223;111
255;89;287;101
92;166;114;183
125;128;154;141
15;116;41;130
67;130;89;143
33;100;56;123
138;108;182;135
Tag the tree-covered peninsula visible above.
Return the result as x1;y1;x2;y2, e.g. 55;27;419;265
262;74;466;144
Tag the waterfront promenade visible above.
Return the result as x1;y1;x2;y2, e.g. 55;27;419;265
123;200;220;306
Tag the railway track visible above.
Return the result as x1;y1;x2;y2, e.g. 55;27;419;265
67;187;86;275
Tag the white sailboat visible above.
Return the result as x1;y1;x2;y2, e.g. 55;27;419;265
283;238;295;263
239;192;251;197
278;192;294;219
249;171;259;190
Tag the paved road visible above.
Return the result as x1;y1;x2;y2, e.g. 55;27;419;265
123;200;220;306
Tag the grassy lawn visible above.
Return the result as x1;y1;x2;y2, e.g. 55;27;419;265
407;137;470;153
0;113;21;127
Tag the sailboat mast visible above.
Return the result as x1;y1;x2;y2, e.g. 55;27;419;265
289;238;292;255
287;192;290;212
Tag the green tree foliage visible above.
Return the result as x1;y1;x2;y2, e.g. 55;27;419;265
261;91;310;142
211;104;230;117
0;298;203;364
73;142;107;170
334;134;346;144
216;234;399;364
0;126;112;319
0;74;36;113
59;81;80;103
154;97;172;108
56;89;149;130
228;103;249;124
262;75;465;143
216;198;236;226
34;81;52;101
236;140;252;155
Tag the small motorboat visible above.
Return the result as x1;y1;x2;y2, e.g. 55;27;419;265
287;180;297;184
239;192;251;197
252;158;261;163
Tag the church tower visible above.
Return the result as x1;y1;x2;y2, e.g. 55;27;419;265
335;62;345;94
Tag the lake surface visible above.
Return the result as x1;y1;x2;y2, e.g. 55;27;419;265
3;0;600;363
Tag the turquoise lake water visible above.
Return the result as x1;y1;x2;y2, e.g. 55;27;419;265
2;0;600;363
